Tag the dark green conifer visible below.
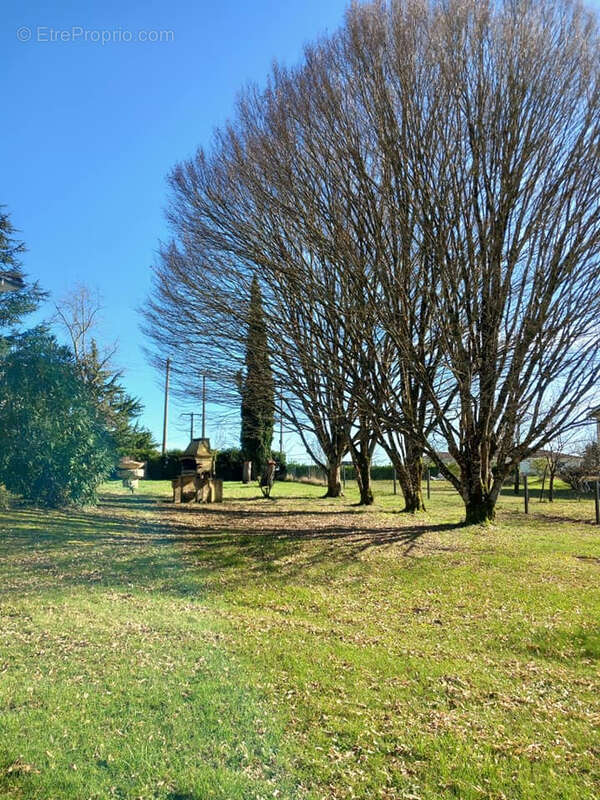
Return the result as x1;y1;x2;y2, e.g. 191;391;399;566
240;276;274;479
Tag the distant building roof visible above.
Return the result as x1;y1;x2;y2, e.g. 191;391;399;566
530;449;579;461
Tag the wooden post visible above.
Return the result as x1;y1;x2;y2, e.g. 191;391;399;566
524;474;529;514
426;467;431;500
595;480;600;525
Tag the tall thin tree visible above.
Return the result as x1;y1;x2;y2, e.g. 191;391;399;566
240;276;275;479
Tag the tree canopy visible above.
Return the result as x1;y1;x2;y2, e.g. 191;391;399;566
0;330;115;506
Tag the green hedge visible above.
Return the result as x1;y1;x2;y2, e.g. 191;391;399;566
286;463;443;481
145;450;184;481
143;448;288;482
215;448;244;481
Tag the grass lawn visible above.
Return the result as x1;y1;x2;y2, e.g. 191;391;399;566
0;478;599;799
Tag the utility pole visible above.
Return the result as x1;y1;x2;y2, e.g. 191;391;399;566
181;412;195;441
162;358;171;455
201;374;206;440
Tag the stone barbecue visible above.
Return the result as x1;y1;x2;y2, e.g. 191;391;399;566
172;438;223;504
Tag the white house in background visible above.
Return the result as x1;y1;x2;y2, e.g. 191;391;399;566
530;449;582;468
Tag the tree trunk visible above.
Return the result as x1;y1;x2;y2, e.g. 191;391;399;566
549;471;555;502
353;452;374;505
395;467;412;509
406;452;425;512
379;435;426;512
350;415;376;505
464;490;496;524
325;462;343;498
396;456;426;512
462;461;497;524
242;461;252;484
513;466;520;494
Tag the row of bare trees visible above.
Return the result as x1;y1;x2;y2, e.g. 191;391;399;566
143;0;600;524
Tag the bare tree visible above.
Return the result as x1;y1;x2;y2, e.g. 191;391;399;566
143;12;434;509
341;0;600;523
144;0;600;525
55;284;148;454
142;136;357;497
538;430;583;502
234;35;438;508
53;284;116;377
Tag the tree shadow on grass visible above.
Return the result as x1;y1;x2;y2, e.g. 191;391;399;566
99;494;366;516
0;493;463;599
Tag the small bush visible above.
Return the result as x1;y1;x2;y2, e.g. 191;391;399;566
271;450;287;480
560;465;594;496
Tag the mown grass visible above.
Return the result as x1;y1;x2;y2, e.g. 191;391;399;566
0;478;599;799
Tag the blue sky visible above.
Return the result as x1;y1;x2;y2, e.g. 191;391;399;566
2;0;349;456
4;0;600;459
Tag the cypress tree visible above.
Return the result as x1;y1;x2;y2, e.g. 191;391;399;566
240;277;274;479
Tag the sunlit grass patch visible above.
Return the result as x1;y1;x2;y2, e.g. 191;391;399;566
0;479;599;798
